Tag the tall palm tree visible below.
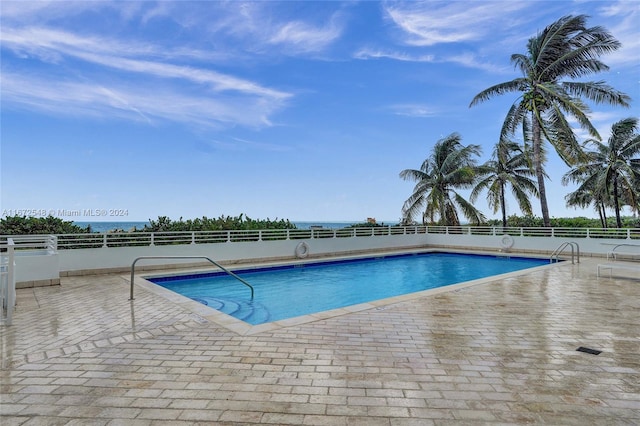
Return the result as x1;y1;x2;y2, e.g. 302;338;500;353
562;117;640;228
470;139;539;227
470;15;630;227
400;132;486;226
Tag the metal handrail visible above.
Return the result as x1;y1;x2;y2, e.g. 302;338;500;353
550;242;580;264
606;243;640;260
130;256;254;300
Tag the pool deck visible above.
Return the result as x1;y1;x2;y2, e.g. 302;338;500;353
1;254;639;425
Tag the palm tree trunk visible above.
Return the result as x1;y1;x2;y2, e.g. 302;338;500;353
500;183;507;228
613;176;622;228
597;203;606;228
532;117;551;227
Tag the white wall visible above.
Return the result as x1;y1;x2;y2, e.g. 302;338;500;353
14;250;60;283
58;233;429;275
35;230;638;277
423;232;628;257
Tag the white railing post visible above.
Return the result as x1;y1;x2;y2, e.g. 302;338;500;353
191;232;196;245
1;238;16;326
7;239;15;325
150;233;155;246
102;233;108;248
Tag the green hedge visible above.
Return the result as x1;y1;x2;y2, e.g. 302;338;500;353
141;214;297;232
486;215;640;228
0;216;91;235
0;214;297;235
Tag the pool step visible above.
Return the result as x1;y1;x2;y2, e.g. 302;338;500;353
192;296;270;324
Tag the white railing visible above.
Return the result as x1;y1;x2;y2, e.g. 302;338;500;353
0;234;58;251
1;238;16;326
46;226;431;249
0;226;636;250
422;226;638;239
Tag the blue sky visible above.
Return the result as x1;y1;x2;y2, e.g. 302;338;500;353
1;1;638;223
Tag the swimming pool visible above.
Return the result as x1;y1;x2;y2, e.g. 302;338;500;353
148;252;550;325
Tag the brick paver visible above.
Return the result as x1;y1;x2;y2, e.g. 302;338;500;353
1;256;639;425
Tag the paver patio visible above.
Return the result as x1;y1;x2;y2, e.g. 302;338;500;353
1;257;639;425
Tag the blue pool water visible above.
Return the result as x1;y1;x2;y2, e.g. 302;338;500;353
149;252;549;325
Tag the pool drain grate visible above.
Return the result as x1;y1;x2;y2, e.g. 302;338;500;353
576;346;602;355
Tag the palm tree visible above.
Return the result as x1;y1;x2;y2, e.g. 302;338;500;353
562;117;640;228
400;132;486;226
470;15;630;227
470;139;539;227
564;183;611;228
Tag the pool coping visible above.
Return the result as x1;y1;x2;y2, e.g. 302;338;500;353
128;248;566;336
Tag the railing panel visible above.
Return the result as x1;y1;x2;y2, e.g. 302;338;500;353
194;231;230;244
260;229;290;241
227;230;260;242
312;229;336;239
469;227;494;236
587;228;634;239
107;232;154;247
57;233;105;249
550;228;589;238
3;226;639;250
426;226;448;234
288;229;312;240
0;235;57;251
334;228;354;238
355;228;373;237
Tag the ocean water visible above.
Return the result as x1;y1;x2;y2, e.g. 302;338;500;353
73;221;391;233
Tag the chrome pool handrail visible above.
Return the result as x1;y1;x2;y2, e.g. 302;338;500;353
130;256;254;300
550;242;580;264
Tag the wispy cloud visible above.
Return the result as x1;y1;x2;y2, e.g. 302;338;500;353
0;71;284;129
1;24;291;128
0;1;350;130
132;1;345;56
354;48;434;62
445;52;511;74
354;47;508;74
204;137;292;153
567;111;629;142
1;27;273;94
267;17;343;54
596;1;640;68
384;1;529;47
388;104;440;118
